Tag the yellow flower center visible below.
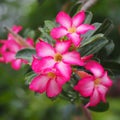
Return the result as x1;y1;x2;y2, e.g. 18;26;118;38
54;53;62;62
47;72;56;79
94;78;101;86
68;26;76;33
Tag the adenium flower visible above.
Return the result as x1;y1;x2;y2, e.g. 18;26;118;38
0;25;34;70
50;11;95;47
32;40;83;80
29;68;69;97
74;60;113;107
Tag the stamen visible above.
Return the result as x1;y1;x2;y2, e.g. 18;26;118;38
68;26;76;33
54;53;62;62
47;72;56;78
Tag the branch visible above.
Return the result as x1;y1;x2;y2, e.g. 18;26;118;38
81;0;98;11
4;27;33;48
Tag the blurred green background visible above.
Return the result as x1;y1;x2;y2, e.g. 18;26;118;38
0;0;120;120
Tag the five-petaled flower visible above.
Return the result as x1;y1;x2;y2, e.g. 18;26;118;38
74;60;113;107
29;68;69;97
50;11;95;47
32;40;83;80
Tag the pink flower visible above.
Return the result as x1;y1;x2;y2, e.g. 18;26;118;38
50;11;95;47
32;40;83;80
29;68;68;97
74;60;113;107
0;25;34;70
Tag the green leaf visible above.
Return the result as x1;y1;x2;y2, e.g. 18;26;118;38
79;37;109;56
84;11;93;24
89;102;109;112
16;48;36;63
25;71;36;85
94;19;114;36
44;20;56;31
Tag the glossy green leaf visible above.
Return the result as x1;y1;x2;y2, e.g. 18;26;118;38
94;19;114;36
25;71;36;85
84;11;93;24
79;37;108;56
16;48;36;63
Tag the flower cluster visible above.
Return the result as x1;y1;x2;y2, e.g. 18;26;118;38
29;11;113;107
0;25;34;70
0;11;113;108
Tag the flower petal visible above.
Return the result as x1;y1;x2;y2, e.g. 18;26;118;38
101;71;113;87
85;60;104;78
72;11;85;27
11;59;22;70
97;84;108;102
56;76;68;86
55;41;71;54
47;79;62;97
62;51;83;65
50;27;68;39
74;77;94;97
29;75;49;93
86;88;100;107
36;40;55;57
32;57;55;73
56;62;71;80
3;52;15;63
77;24;95;34
67;33;82;47
56;11;72;29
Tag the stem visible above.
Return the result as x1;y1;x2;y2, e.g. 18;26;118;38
4;27;33;48
81;0;98;11
81;104;92;120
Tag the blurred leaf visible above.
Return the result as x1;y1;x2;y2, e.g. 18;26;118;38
79;37;108;56
94;19;114;36
25;71;36;85
16;48;36;63
44;20;56;31
89;102;109;112
84;11;93;24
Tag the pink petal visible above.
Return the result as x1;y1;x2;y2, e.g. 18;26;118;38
56;62;71;80
12;25;23;33
26;37;34;47
101;71;113;87
72;11;85;27
36;40;55;57
74;77;94;97
86;88;100;107
50;27;68;39
81;54;93;62
55;41;71;54
77;24;95;34
46;79;62;97
67;33;82;47
97;84;108;102
11;59;22;70
6;40;21;52
32;57;55;73
56;76;68;86
29;75;49;93
3;52;15;63
85;60;104;78
62;51;84;65
56;11;72;29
